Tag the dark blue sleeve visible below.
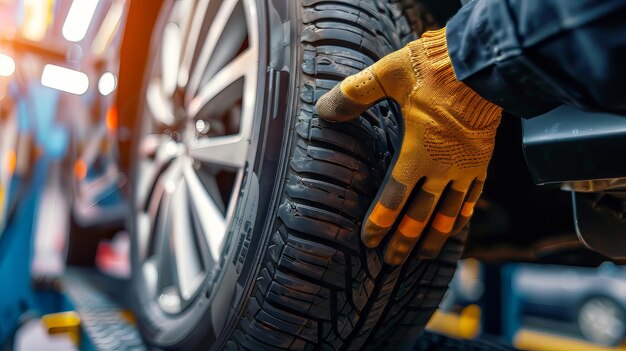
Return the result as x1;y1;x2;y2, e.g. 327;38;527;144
446;0;626;118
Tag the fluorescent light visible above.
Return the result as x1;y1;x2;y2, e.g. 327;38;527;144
20;0;53;42
41;64;89;95
62;0;100;43
0;54;15;77
91;1;124;56
98;72;117;96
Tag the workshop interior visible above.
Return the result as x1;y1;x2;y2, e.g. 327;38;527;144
1;0;626;350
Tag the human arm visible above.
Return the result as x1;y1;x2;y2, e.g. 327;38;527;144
448;0;626;117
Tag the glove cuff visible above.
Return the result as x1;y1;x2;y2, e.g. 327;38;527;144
420;28;449;68
418;28;502;130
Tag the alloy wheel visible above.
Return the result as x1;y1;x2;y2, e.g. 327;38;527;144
134;0;259;316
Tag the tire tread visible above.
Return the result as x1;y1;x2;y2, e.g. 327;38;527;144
229;1;463;350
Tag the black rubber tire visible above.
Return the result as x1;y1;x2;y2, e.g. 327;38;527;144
395;0;440;36
126;1;465;350
224;1;465;350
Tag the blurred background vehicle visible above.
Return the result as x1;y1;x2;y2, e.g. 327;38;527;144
425;260;626;351
0;44;28;237
0;0;129;269
514;262;626;347
0;0;129;347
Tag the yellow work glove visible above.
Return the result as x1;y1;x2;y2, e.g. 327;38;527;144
316;28;502;265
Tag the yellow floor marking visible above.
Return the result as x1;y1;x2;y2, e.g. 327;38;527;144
514;329;626;351
41;311;81;346
426;305;481;340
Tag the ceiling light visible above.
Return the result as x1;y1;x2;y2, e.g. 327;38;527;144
0;53;15;77
41;64;89;95
98;72;117;96
62;0;100;43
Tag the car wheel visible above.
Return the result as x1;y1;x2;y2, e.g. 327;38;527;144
578;296;626;346
127;0;466;350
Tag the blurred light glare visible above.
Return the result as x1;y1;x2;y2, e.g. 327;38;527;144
74;159;87;180
62;0;100;42
41;64;89;95
20;0;54;42
0;54;15;77
91;1;124;56
6;150;16;175
106;106;118;132
98;72;117;96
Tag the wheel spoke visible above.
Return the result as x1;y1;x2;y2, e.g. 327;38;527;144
178;0;210;87
173;0;195;35
197;4;247;90
146;159;182;229
188;135;248;169
185;0;240;102
170;177;204;300
153;179;175;292
150;171;186;314
162;0;196;92
161;22;182;96
136;212;152;262
183;162;227;260
188;50;252;118
136;137;182;210
142;257;159;298
147;80;176;126
138;134;173;158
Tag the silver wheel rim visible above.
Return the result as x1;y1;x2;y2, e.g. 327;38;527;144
135;0;259;315
579;297;625;345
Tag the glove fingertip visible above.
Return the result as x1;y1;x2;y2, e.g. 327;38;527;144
363;237;381;249
384;241;410;266
361;220;388;248
384;249;407;265
315;85;369;122
361;232;383;248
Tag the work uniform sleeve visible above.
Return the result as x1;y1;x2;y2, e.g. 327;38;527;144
446;0;626;118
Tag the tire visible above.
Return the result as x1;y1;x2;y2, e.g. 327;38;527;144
395;0;439;36
126;1;465;350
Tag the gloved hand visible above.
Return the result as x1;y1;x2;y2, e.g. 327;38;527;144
316;28;502;265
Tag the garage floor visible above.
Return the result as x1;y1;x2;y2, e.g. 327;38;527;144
8;268;520;351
